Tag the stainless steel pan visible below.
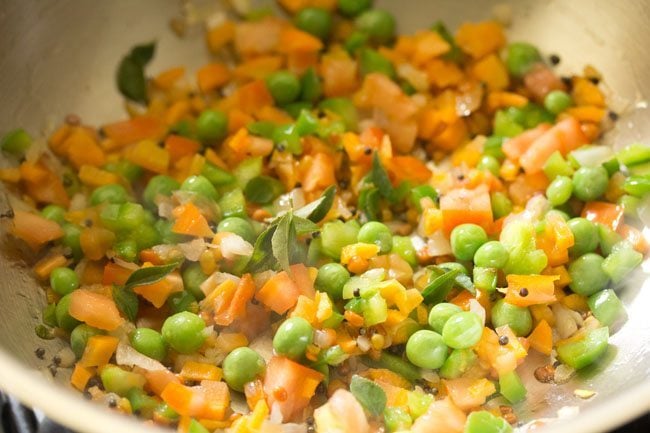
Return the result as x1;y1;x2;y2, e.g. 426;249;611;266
1;1;649;432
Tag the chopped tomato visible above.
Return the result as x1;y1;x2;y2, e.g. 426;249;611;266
255;271;301;314
440;186;493;233
69;289;124;331
12;210;64;251
519;117;587;174
410;398;467;433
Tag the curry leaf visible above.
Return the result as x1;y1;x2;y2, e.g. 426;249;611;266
112;285;139;322
421;268;461;304
294;185;336;222
359;186;380;221
124;262;178;290
371;152;394;198
116;42;156;104
272;212;295;272
247;225;277;272
349;375;387;417
293;215;320;235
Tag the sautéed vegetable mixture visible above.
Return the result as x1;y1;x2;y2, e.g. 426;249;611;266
1;1;648;432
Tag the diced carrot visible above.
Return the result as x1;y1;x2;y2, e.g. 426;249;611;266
145;369;181;396
278;26;323;54
164;100;191;126
264;356;323;422
215;273;255;326
471;54;509;90
234;17;284;57
528;319;553;355
504;274;559;307
565;106;606;123
103;116;167;147
64;129;106;168
387;156;432;184
618;224;649;254
139;249;165;265
411;31;450;65
475;326;527;375
425;59;464;88
277;0;337;13
255;271;301;314
536;212;575;266
410;398;467;433
234;80;274;114
180;361;223;382
21;161;70;207
199;380;230;420
287;50;320;75
79;335;120;367
80;260;105;286
161;382;205;417
443;378;496;411
255;105;294;125
70;364;95;391
172;202;214;238
34;254;69;280
430;116;468;152
206;21;236;53
153;67;186;90
69;289;124;331
289;263;316;299
300;152;336;193
502;123;551;161
134;273;183;308
165;135;201;160
215;332;249;353
321;52;358;97
581;201;624;231
440;186;493;233
12;210;64;251
197;63;231;93
519;117;587;174
78;165;121;187
80;227;115;261
572;77;606;107
102;262;134;286
355;73;418;121
487;91;529;111
124;139;170;174
455;21;505;59
233;56;284;81
0;167;21;183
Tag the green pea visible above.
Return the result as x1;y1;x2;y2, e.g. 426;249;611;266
344;30;369;55
197;109;228;143
506;42;541;77
315;263;350;300
50;267;79;296
588;289;625;327
300;67;322;103
476;155;500;177
114;239;138;262
567;218;599;257
490;192;513;219
439;348;477;379
104;160;143;183
465;410;513;433
544;90;573;114
217;217;255;243
546;175;573;206
1;128;31;156
392;236;417;267
295;7;333;40
358;221;393;253
161;312;206;354
546;209;571;221
273;317;314;360
427;303;462;334
143;175;180;209
338;0;372;17
442;312;483;349
491;299;532;337
355;9;395;45
182;264;208;301
61;223;83;260
90;184;130;206
266;71;301;105
41;205;66;225
359;48;395;79
450;223;488;261
100;365;146;396
55;294;82;333
70;324;104;358
473;241;509;269
568;253;609;296
181;175;219;201
132;224;162;250
118;202;146;231
222;347;266;392
405;330;448;369
572;166;609;201
556;327;609;370
130;328;167;361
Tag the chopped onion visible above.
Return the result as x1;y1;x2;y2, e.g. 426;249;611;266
253;270;276;288
56;347;76;368
179;238;208;261
152;244;185;262
554;364;576;384
425;230;453;257
279;423;307;433
116;343;166;371
157;197;174;219
570;145;614;168
270;402;284;423
420;370;440;384
220;233;253;260
556;405;580;418
492;3;513;26
249;333;274;362
112;257;139;270
552;303;580;339
275;188;306;213
314;330;336;348
468;299;486;326
397;63;429;92
201;271;241;296
356;335;371;352
69;193;87;212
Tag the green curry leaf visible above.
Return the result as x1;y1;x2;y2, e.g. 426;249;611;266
350;375;387;417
